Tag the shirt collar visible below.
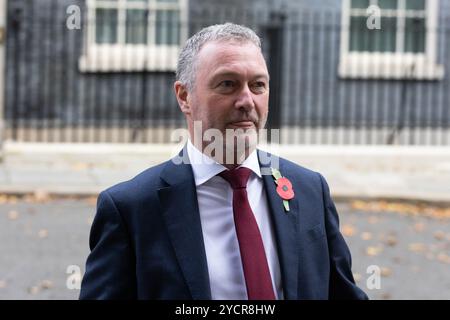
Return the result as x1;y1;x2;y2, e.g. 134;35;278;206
187;139;262;187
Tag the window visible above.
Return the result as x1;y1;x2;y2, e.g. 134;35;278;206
79;0;188;72
339;0;444;79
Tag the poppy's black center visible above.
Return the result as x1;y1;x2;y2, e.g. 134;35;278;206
282;185;288;191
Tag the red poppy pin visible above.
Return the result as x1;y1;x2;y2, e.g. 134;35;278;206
271;168;294;212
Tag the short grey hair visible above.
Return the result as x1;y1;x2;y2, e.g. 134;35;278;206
176;22;262;91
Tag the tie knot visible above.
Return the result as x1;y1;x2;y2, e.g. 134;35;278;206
218;167;252;189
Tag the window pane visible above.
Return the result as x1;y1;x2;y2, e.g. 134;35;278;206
377;0;398;9
351;0;369;9
126;9;148;44
156;10;180;45
349;17;367;51
350;17;396;52
405;0;425;10
96;8;118;44
404;18;426;52
376;17;397;52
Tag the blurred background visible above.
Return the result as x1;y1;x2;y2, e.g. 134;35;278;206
0;0;449;299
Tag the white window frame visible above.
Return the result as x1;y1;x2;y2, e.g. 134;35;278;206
79;0;188;72
339;0;444;80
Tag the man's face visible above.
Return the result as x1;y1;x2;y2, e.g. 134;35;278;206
177;40;270;161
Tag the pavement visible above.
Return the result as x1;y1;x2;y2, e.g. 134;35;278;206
0;142;450;202
0;197;449;300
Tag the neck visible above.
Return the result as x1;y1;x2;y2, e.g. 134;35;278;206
188;136;254;168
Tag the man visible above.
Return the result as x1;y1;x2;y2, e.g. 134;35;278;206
80;23;367;300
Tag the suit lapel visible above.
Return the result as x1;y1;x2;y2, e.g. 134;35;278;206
258;150;299;300
158;147;211;300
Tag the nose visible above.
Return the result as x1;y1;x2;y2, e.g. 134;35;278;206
234;84;255;112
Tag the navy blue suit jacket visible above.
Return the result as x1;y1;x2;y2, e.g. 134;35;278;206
79;148;368;300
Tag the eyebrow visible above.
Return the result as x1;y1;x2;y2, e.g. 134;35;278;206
210;70;270;82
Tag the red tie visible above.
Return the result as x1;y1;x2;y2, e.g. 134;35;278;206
219;167;276;300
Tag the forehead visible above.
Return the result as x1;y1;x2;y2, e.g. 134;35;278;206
196;40;269;79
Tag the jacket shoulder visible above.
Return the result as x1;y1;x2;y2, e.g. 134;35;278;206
259;149;322;183
101;160;170;204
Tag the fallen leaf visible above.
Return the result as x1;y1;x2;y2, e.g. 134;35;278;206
361;232;373;241
413;223;426;232
349;200;450;220
366;246;383;256
350;200;368;211
0;195;7;204
408;243;426;253
28;286;40;295
341;224;356;237
38;229;49;239
40;280;53;290
436;253;450;264
380;292;392;300
434;231;446;241
8;210;19;220
384;235;398;247
381;267;392;277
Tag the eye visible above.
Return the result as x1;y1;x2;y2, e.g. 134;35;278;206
252;81;267;92
218;80;235;88
216;80;237;93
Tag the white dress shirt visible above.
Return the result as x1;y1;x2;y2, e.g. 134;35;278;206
186;139;284;300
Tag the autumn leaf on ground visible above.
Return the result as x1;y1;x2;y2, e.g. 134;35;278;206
384;234;398;247
28;286;40;295
0;194;19;204
413;223;426;232
408;243;426;253
381;267;392;277
434;231;446;241
361;232;373;241
38;229;49;239
40;280;53;290
366;246;383;256
341;224;356;237
8;210;19;220
437;253;450;264
350;200;450;219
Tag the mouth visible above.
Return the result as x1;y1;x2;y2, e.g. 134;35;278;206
227;121;256;129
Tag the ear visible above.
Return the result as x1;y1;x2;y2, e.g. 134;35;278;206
174;81;192;116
